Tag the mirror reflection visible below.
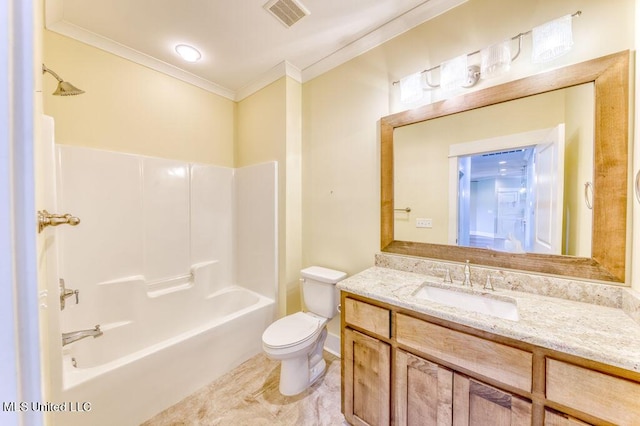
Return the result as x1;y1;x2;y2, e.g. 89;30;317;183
394;83;594;257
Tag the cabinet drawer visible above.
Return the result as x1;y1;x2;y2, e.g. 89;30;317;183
344;297;390;338
546;359;640;425
396;313;532;392
544;409;591;425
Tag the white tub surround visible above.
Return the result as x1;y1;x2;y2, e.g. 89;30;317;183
338;265;640;373
50;145;278;426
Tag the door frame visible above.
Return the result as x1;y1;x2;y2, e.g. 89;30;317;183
0;0;43;425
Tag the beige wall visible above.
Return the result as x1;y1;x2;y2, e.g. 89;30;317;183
236;76;303;316
43;31;235;166
302;51;389;276
563;84;594;257
302;0;634;286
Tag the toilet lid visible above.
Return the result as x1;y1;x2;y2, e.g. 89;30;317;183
262;312;323;349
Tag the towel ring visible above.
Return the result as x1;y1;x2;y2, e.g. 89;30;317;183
584;181;593;210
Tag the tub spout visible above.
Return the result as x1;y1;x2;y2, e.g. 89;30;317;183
62;325;102;346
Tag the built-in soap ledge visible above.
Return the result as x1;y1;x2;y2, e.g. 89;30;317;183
375;252;624;309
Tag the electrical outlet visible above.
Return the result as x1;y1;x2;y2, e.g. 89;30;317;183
416;218;432;228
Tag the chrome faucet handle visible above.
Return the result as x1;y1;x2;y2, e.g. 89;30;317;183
462;260;472;287
484;276;495;291
59;278;79;310
483;275;504;291
434;267;453;284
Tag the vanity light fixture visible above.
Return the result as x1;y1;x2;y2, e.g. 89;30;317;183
399;72;424;103
440;55;469;92
394;11;581;100
175;44;202;62
481;39;512;78
531;14;574;63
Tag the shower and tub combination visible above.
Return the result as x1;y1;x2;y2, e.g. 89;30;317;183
43;118;278;426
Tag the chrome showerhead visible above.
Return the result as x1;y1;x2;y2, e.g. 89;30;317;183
42;64;85;96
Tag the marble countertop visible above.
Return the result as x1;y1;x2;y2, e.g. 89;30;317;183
337;266;640;373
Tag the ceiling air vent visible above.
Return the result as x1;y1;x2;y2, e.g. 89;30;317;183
264;0;310;28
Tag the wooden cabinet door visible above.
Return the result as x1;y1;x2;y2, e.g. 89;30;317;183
395;349;453;426
453;373;532;426
343;328;391;426
544;409;592;426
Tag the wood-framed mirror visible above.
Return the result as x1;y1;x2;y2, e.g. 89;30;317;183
381;50;629;283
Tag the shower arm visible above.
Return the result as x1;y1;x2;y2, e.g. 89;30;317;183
42;64;63;82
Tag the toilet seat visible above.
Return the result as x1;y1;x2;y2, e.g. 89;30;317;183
262;312;327;349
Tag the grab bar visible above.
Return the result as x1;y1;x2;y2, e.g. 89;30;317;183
146;273;193;287
394;207;411;213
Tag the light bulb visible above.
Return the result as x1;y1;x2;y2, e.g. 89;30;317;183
175;44;202;63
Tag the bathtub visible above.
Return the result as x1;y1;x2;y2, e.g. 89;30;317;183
54;285;275;426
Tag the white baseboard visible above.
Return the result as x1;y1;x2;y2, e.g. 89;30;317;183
324;331;341;358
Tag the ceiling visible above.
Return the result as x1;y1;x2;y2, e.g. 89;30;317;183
45;0;466;100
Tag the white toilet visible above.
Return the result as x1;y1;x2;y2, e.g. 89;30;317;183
262;266;347;396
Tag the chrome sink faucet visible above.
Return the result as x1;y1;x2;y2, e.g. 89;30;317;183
462;260;472;287
62;325;102;346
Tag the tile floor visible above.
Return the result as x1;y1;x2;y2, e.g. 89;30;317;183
142;352;347;426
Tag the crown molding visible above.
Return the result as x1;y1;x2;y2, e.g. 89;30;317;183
45;19;236;100
45;0;466;101
301;0;467;82
235;61;302;101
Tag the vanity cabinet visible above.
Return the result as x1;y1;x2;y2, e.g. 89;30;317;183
394;349;453;424
343;298;392;425
341;292;640;426
394;349;531;425
545;359;640;425
544;410;592;426
452;374;532;425
343;328;391;426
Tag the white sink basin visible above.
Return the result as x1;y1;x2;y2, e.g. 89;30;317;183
413;284;519;321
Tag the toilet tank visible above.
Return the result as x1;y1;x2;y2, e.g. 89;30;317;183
301;266;347;319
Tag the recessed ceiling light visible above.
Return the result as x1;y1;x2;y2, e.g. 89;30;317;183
175;44;202;62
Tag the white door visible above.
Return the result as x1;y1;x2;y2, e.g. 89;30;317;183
532;124;565;254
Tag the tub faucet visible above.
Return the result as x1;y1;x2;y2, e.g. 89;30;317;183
62;325;102;346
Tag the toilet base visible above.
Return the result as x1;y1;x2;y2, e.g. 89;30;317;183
277;328;328;396
309;358;326;386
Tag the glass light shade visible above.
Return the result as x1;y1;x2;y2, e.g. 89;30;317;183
531;14;573;63
440;55;468;92
175;44;202;62
481;39;512;78
399;72;423;104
